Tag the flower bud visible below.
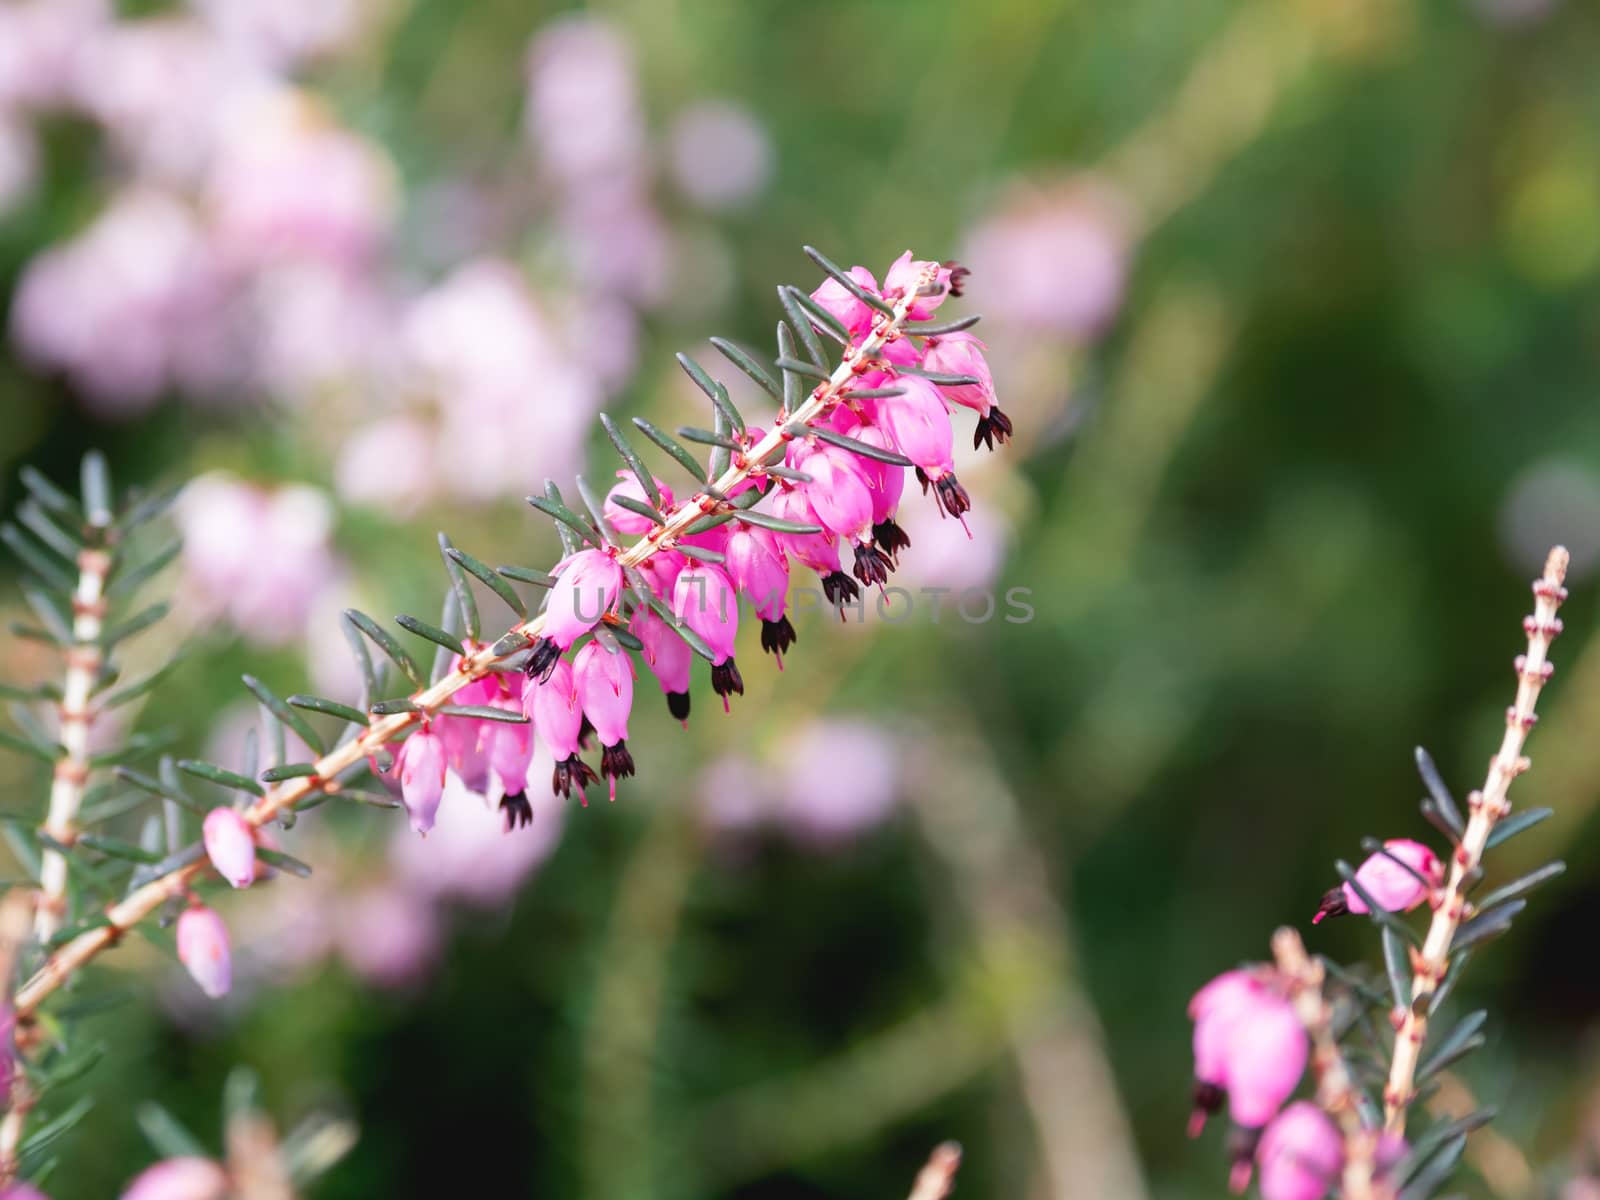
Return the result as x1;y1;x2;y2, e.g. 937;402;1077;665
201;807;256;889
397;727;447;835
1255;1102;1342;1200
176;905;232;999
809;265;879;337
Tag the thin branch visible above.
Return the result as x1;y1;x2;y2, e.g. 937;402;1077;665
0;889;37;1188
905;1142;962;1200
1272;926;1381;1200
1383;546;1569;1133
14;265;939;1022
36;539;112;943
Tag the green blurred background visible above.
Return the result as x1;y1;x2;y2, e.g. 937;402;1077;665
3;0;1600;1196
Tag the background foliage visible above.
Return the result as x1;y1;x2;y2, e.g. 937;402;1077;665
3;0;1600;1196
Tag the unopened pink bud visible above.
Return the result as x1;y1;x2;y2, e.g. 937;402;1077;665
809;265;879;337
120;1156;229;1200
604;472;673;535
1256;1102;1342;1200
1314;838;1441;924
176;906;232;999
202;807;256;889
543;549;622;648
397;728;447;835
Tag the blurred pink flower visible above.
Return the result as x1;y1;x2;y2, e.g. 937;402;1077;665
203;807;257;889
695;754;776;837
336;883;440;990
1255;1102;1342;1200
335;415;438;516
669;100;773;212
1188;969;1307;1132
523;16;643;185
192;0;373;67
405;260;599;501
894;497;1011;593
10;186;228;413
120;1157;228;1200
0;0;107;111
174;472;342;645
963;178;1131;340
247;261;398;399
777;719;899;845
207;90;397;271
0;115;36;217
75;18;262;182
0;1184;50;1200
557;181;671;306
176;904;232;999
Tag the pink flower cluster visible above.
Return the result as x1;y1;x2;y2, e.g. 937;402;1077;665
1188;971;1406;1198
371;253;1001;833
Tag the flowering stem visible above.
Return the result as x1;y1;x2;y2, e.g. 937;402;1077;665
1272;927;1380;1200
35;537;112;944
904;1142;962;1200
13;265;937;1022
1381;545;1569;1134
0;888;38;1188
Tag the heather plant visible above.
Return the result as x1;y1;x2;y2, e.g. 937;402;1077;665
1188;547;1572;1199
0;248;1000;1197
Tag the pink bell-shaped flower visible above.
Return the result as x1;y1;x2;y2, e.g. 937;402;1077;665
632;607;693;723
604;472;673;535
880;374;970;521
792;441;874;541
882;251;960;320
202;807;256;889
674;562;743;709
120;1156;229;1200
726;522;794;663
809;265;879;337
772;487;857;611
396;726;447;835
176;904;232;999
481;693;536;829
924;332;1010;451
527;548;623;681
1314;838;1442;924
2;1184;52;1200
1255;1102;1343;1200
524;657;596;803
574;639;635;799
1188;969;1307;1134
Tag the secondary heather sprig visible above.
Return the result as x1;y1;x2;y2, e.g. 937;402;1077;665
1187;547;1571;1200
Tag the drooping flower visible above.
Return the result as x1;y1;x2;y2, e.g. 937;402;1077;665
176;904;232;999
809;265;879;338
396;727;447;835
201;807;256;889
604;472;674;535
772;487;857;611
674;562;742;708
574;639;635;798
793;441;874;542
1313;838;1442;924
923;331;1010;451
1255;1102;1343;1200
524;657;596;803
119;1156;229;1200
528;549;623;678
632;607;692;722
480;693;537;829
1188;969;1307;1133
725;523;793;662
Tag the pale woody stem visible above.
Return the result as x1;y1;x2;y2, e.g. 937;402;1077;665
1381;546;1569;1135
1273;927;1379;1199
0;889;37;1187
13;269;935;1019
35;544;112;943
